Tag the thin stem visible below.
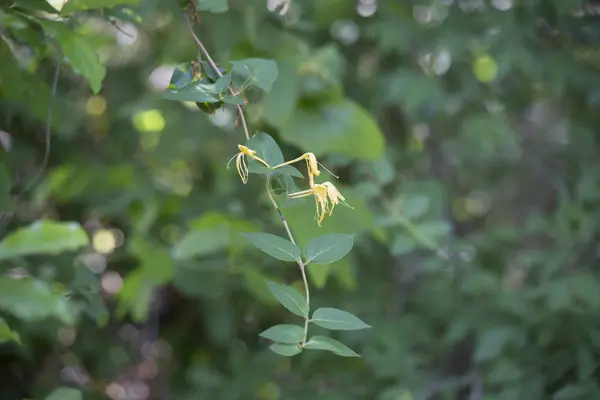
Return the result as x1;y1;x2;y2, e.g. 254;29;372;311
265;182;310;345
183;12;250;140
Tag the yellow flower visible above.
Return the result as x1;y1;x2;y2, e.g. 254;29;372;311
272;152;335;188
227;145;270;184
288;181;352;226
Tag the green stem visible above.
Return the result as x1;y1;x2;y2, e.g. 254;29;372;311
265;182;310;346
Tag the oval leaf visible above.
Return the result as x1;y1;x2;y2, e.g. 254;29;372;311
259;324;304;344
303;335;359;357
305;233;354;264
269;343;302;357
266;280;309;318
230;59;278;92
311;307;370;331
242;232;300;262
0;219;89;260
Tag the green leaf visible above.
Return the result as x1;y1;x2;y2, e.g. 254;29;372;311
172;225;230;260
0;277;76;325
0;317;20;344
12;0;59;13
0;158;15;212
222;95;245;105
262;62;300;129
311;307;370;330
129;237;175;284
40;20;106;94
44;387;82;400
230;59;278;92
103;7;143;24
196;0;228;13
281;99;385;160
0;219;89;260
163;81;221;103
246;132;285;166
61;0;140;14
475;327;513;362
402;194;431;220
242;232;300;262
304;233;354;264
303;335;359;357
390;233;417;256
259;324;304;344
265;280;309;318
117;269;155;323
269;343;302;357
214;74;232;92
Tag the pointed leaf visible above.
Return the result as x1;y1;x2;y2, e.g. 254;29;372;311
305;233;354;264
242;232;300;262
246;132;285;166
266;280;308;317
311;307;370;331
259;324;304;344
269;343;302;357
303;335;359;357
40;20;106;94
230;59;278;92
0;219;89;260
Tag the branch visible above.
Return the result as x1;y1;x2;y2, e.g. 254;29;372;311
182;8;310;344
183;12;250;140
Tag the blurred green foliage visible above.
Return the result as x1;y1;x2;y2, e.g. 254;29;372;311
2;0;600;399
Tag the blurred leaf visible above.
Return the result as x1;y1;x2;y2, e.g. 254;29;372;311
262;62;300;129
304;233;354;264
303;335;359;357
196;0;228;13
475;327;513;362
390;233;417;256
172;225;230;260
298;45;345;94
0;219;89;260
117;269;155;323
44;387;82;400
0;317;20;344
0;160;14;212
269;343;302;357
12;0;58;13
266;280;308;318
103;6;143;24
308;263;331;289
259;324;304;344
0;277;75;324
281;99;385;160
129;237;174;283
230;58;278;92
163;81;221;103
402;195;431;220
311;307;370;331
40;20;106;94
61;0;140;14
242;232;300;262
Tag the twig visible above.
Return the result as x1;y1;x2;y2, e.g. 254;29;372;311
183;12;249;140
183;7;310;343
24;50;61;192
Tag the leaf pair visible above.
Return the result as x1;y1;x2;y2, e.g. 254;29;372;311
242;232;354;265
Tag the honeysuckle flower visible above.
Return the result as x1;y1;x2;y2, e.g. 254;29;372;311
272;152;334;188
227;145;270;184
288;181;352;226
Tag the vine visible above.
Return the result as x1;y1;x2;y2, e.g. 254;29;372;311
163;4;371;357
